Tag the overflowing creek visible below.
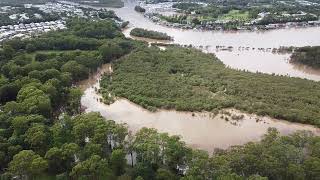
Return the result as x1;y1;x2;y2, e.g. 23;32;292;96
75;0;320;153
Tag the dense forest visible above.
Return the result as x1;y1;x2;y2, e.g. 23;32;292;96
1;13;320;179
0;18;142;179
290;46;320;68
101;47;320;126
130;28;172;40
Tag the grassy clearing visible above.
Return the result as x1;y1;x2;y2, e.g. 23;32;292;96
219;10;250;22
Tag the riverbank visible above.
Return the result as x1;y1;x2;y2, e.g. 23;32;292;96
79;62;320;152
70;0;320;151
138;1;320;31
2;7;320;179
65;0;124;8
103;1;320;82
290;46;320;69
100;46;320;127
145;12;320;32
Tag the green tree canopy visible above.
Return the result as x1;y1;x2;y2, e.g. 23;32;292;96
8;150;48;178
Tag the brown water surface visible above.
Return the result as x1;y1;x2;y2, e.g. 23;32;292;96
61;0;320;80
79;64;320;153
69;0;320;152
114;0;320;80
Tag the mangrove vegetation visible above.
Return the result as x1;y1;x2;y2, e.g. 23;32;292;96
101;47;320;126
290;46;320;68
130;28;172;40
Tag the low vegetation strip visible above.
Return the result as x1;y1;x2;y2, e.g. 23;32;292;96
130;28;172;40
290;46;320;68
67;0;124;7
102;47;320;126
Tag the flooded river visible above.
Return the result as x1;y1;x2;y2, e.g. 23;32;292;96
107;0;320;81
79;64;320;153
73;0;320;153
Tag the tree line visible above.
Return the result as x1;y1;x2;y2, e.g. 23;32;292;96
0;18;143;179
290;46;320;68
130;28;173;41
67;0;124;7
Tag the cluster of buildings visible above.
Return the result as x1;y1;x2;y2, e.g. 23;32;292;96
295;0;319;6
147;15;320;31
33;2;86;17
262;21;320;29
141;2;320;31
0;1;103;42
0;0;127;42
0;20;66;42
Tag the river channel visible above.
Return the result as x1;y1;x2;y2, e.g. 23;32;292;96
76;0;320;153
79;64;320;153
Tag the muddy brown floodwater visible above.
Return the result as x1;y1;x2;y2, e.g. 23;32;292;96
113;0;320;81
68;0;320;153
79;64;320;153
61;0;320;80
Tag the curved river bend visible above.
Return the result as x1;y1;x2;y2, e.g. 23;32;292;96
79;64;320;153
61;0;320;80
71;0;320;153
114;0;320;81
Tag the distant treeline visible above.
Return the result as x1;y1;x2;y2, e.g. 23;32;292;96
290;46;320;68
130;28;172;40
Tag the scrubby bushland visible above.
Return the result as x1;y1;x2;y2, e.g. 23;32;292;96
102;47;320;126
290;46;320;68
130;28;172;40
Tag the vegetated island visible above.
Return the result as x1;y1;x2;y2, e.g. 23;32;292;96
290;46;320;68
101;46;320;127
130;28;173;41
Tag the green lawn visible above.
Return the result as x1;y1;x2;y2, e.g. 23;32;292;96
219;10;250;22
